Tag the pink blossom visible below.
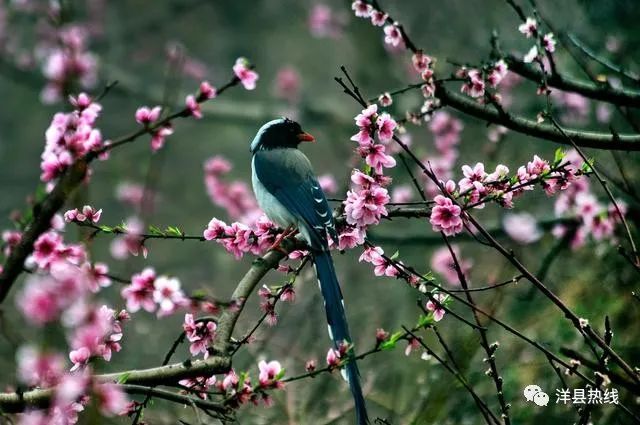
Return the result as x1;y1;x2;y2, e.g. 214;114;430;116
258;360;283;387
358;141;396;174
376;112;397;142
121;267;157;313
203;217;228;240
95;383;129;416
543;33;556;53
378;92;393;107
185;94;202;119
405;338;420;356
16;276;62;326
198;81;217;100
274;67;301;102
391;185;413;203
69;347;91;372
305;360;317;372
370;10;388;26
351;1;371;18
430;245;471;285
153;276;187;316
461;69;485;98
179;375;217;399
308;4;342;39
32;231;63;269
233;58;259;90
2;230;22;256
459;163;487;192
337;226;366;250
383;24;403;47
376;328;389;343
358;246;396;277
183;314;217;358
83;262;111;292
203;156;259;221
344;184;390;227
429;195;464;236
487;60;508;88
17;346;65;387
426;293;447;321
518;17;537;38
150;124;174;151
318;174;338;194
326;348;341;367
412;51;433;73
116;182;145;208
135;106;161;125
221;369;239;391
503;213;542;244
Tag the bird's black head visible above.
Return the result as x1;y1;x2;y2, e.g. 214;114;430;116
250;118;315;153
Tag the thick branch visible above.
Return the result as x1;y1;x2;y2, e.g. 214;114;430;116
214;247;289;353
505;55;640;107
0;160;88;302
435;84;640;150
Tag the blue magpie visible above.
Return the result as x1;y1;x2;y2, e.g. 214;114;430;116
250;118;369;424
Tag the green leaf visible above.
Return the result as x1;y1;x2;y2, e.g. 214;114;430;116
553;148;565;165
380;331;404;350
417;314;434;328
390;250;400;260
148;225;164;236
99;225;113;232
422;271;435;281
275;368;286;380
166;226;183;236
117;372;130;384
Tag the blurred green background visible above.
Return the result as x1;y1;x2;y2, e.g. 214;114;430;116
0;0;639;424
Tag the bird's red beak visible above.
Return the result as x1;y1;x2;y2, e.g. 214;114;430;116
297;132;315;142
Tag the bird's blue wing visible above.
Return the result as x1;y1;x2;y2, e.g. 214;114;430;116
253;149;337;250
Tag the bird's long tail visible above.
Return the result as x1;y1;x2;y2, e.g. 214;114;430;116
314;251;369;425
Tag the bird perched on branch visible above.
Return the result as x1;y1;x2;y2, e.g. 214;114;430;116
250;118;369;424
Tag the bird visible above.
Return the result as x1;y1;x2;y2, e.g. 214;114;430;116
250;118;369;424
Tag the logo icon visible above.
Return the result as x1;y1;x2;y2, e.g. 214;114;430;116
524;384;548;406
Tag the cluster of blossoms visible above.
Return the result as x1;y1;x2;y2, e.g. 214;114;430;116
40;25;98;104
120;267;189;317
422;111;464;197
428;152;597;237
109;217;148;259
341;103;397;251
180;361;284;409
8;207;131;423
16;356;129;424
358;246;400;278
342;170;390;249
518;17;556;64
204;156;260;222
63;205;102;224
552;150;626;249
457;60;509;99
68;306;129;371
183;313;217;358
18;234;109;324
203;216;277;259
40;93;105;188
258;283;296;326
